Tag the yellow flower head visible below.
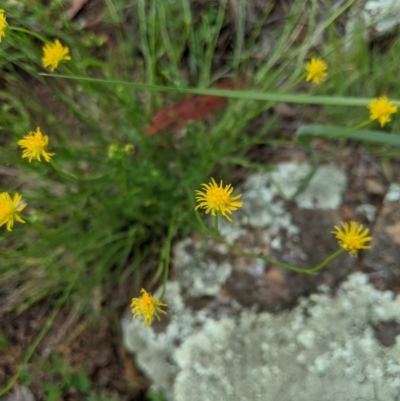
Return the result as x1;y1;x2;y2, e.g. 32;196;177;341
130;289;167;327
367;96;398;127
107;143;120;159
195;178;244;222
124;144;135;155
18;127;55;163
332;221;372;256
305;57;328;85
0;10;7;42
0;192;27;231
42;39;71;72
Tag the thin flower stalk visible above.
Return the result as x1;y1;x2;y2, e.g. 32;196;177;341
195;194;347;274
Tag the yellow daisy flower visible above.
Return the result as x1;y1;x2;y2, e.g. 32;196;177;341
367;96;398;127
195;178;244;222
130;289;167;327
332;221;372;256
18;127;55;163
0;10;7;42
42;39;71;72
0;192;27;231
305;57;328;85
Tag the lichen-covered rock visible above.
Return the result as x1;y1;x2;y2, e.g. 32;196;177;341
173;163;352;311
364;183;400;291
267;163;347;210
346;0;400;41
122;163;385;400
173;237;232;298
122;273;400;401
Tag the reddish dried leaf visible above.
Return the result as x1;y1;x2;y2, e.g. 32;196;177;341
146;82;236;136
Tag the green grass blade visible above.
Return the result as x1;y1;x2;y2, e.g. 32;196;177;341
297;125;400;145
40;73;400;107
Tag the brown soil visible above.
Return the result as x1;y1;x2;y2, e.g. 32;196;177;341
0;300;150;400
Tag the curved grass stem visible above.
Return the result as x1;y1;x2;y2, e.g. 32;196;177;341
9;26;48;44
195;211;343;275
159;217;177;300
215;234;343;274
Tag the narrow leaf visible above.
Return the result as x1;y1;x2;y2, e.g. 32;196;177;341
296;125;400;146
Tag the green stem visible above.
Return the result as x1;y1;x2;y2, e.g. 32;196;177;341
23;216;52;235
49;160;110;182
39;73;391;108
195;210;343;274
121;157;129;192
50;160;77;180
191;194;343;275
0;273;78;396
8;26;48;44
214;214;219;236
159;219;176;300
329;119;371;138
308;249;344;273
282;73;306;92
215;234;343;274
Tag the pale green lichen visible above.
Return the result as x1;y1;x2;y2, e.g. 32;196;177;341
355;203;377;222
122;163;359;399
385;183;400;203
122;273;400;401
173;238;232;297
269;163;347;210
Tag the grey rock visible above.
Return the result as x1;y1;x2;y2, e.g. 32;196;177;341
364;183;400;291
122;273;400;401
122;163;378;400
